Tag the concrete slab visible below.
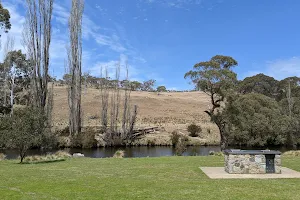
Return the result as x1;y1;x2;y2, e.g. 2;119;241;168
200;167;300;179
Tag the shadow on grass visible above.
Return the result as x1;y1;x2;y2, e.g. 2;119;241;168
20;159;67;165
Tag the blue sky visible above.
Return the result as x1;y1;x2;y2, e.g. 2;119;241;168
2;0;300;90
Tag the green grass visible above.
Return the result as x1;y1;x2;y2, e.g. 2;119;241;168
0;156;300;200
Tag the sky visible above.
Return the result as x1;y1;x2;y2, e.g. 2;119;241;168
1;0;300;90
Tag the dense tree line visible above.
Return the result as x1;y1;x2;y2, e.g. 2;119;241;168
62;73;158;91
185;55;300;149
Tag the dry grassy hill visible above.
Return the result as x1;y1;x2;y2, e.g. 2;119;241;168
52;86;220;145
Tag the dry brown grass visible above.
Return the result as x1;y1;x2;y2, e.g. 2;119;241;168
52;86;220;145
283;150;300;157
0;153;6;161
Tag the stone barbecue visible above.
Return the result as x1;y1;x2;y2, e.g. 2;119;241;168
224;149;281;174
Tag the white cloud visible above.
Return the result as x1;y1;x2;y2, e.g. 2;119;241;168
53;3;69;25
1;0;147;81
87;54;139;81
242;57;300;80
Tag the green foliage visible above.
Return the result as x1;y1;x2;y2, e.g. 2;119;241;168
113;150;125;158
157;85;167;92
23;151;71;164
184;55;238;149
0;107;46;162
187;123;202;137
0;3;11;35
238;73;278;98
130;81;142;91
71;129;97;148
277;77;300;101
171;130;181;146
170;130;188;156
142;79;156;91
63;73;72;85
225;93;291;146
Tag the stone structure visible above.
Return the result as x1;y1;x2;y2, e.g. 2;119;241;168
224;149;281;174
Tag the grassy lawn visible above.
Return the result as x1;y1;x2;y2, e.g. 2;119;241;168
0;156;300;200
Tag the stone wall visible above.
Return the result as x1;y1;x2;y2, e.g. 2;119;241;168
225;154;281;174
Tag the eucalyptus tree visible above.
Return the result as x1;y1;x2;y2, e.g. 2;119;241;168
184;55;238;150
0;3;11;38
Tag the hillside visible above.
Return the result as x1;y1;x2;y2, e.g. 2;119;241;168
52;86;220;145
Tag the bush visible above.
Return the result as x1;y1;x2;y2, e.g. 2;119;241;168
72;130;97;148
113;150;125;158
171;130;189;156
23;151;71;164
54;150;72;159
0;153;6;160
187;124;202;137
0;107;46;163
171;130;181;146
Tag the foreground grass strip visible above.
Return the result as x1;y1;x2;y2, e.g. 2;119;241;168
0;156;300;200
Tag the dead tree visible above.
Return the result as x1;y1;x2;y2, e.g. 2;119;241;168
100;61;138;146
23;0;54;110
67;0;84;136
100;67;109;132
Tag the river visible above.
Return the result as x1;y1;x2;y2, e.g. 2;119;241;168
1;145;298;159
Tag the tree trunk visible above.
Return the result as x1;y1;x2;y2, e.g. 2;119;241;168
216;121;228;151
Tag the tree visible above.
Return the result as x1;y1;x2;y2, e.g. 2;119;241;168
67;0;84;136
0;3;11;37
225;93;291;147
238;73;278;98
0;35;14;106
0;107;46;162
184;55;238;150
4;50;29;115
277;77;300;101
23;0;54;110
130;81;142;91
63;73;72;85
142;79;156;91
157;86;167;92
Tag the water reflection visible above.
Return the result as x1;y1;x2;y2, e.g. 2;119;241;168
1;145;298;159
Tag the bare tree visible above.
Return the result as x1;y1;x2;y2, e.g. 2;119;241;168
23;0;53;110
2;35;14;106
67;0;84;136
100;66;109;132
100;61;138;146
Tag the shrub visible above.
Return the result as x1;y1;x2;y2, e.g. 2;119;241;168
113;150;125;158
72;130;97;148
23;151;71;164
0;107;46;163
171;130;189;156
171;130;181;146
187;124;202;137
54;150;72;159
0;153;6;160
41;131;59;149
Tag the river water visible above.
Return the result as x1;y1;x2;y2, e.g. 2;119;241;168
1;145;298;159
